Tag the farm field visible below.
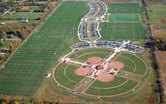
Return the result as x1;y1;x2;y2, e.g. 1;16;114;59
0;1;89;96
148;3;166;24
100;23;146;40
107;3;142;13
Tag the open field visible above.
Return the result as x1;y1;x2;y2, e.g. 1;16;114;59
100;23;146;40
3;8;42;20
109;14;140;21
148;3;166;24
0;1;89;96
156;51;166;100
107;3;142;13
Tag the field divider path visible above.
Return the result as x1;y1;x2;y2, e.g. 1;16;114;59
80;79;96;93
116;75;139;82
72;76;87;91
112;51;122;61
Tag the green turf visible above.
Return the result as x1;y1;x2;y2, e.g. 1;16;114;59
118;70;143;81
54;63;83;89
86;77;138;96
109;14;140;21
3;8;41;20
107;3;142;13
116;53;146;75
148;3;166;24
100;23;146;40
0;1;89;96
69;49;111;61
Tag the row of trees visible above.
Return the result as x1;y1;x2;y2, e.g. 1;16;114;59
151;37;166;51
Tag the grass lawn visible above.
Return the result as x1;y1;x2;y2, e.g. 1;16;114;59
86;77;138;96
100;23;146;40
69;49;111;61
0;1;89;96
107;3;142;13
54;63;83;89
3;8;42;20
109;14;140;21
116;53;146;75
148;3;166;24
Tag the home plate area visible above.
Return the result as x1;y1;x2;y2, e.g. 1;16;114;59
52;49;148;97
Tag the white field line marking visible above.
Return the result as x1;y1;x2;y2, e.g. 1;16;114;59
91;80;129;89
64;64;76;83
118;55;137;72
76;52;106;59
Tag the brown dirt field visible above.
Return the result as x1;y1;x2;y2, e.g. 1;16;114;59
87;57;102;65
152;30;166;39
97;72;115;82
0;20;18;24
20;6;30;11
75;67;91;76
156;51;166;97
107;61;125;70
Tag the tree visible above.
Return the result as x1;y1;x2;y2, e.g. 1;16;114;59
0;41;4;46
47;0;52;9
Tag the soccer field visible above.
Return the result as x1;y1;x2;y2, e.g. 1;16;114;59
107;3;142;13
0;1;89;96
109;14;140;21
100;23;146;40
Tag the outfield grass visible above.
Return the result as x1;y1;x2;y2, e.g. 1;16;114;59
107;3;142;13
69;49;111;61
100;23;146;40
0;1;89;96
148;3;166;24
116;53;146;75
86;77;138;96
109;14;140;21
54;63;83;89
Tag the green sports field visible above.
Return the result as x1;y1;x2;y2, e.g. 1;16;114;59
109;14;140;21
148;3;166;24
69;49;111;61
107;3;142;13
0;1;89;96
100;23;146;40
54;63;83;89
115;53;146;75
86;77;138;96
